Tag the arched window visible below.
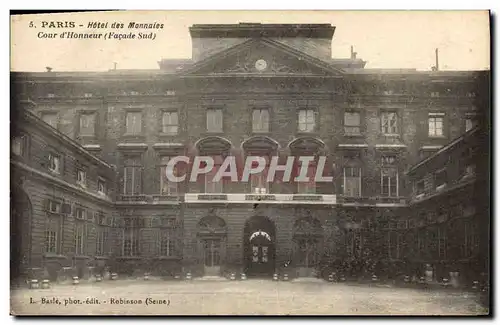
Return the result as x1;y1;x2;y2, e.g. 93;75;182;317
242;136;279;194
195;136;232;194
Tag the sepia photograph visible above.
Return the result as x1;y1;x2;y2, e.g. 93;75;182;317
9;10;491;316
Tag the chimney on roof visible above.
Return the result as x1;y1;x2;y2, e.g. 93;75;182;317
350;46;357;59
113;62;117;70
431;48;439;71
45;66;52;72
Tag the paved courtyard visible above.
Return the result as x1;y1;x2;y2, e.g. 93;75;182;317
10;279;488;316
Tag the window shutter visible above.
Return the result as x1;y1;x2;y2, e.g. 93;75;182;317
61;202;72;215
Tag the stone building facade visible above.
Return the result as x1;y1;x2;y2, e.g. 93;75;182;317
10;23;490;281
406;125;490;285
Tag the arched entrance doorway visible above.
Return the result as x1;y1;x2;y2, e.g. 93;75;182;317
10;186;32;282
244;215;276;277
197;214;227;276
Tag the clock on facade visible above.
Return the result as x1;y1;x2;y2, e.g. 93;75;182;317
255;59;268;71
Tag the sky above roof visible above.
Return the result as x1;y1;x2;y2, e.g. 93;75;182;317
10;10;490;72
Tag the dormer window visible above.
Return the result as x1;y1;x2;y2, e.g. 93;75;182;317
415;180;425;195
98;178;107;196
77;169;87;188
48;153;61;174
12;135;27;157
465;113;477;132
435;169;447;191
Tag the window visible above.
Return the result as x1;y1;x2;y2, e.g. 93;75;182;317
97;178;106;195
465;114;477;132
160;156;178;195
435;169;447;189
249;156;269;194
41;112;58;129
125;112;142;135
343;166;361;197
162;111;179;135
76;169;87;187
438;226;447;259
155;227;176;257
206;108;223;133
45;217;60;254
11;135;27;156
297;163;316;194
84;93;93;98
430;92;440;98
381;156;398;197
96;227;110;256
250;173;269;194
96;212;111;256
344;112;361;135
75;207;86;220
205;155;223;193
298;109;315;133
48;200;61;213
123;157;143;195
74;222;85;255
415;180;425;195
79;113;96;136
464;221;479;258
381;167;398;197
252;108;270;133
428;113;444;137
381;112;398;135
381;155;396;165
48;153;61;174
123;218;140;256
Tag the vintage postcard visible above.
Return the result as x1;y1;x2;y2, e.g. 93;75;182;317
9;10;491;316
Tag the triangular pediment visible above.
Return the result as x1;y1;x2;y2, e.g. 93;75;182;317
181;38;343;76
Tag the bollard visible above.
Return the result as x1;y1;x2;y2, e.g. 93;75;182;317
371;274;378;283
283;273;289;281
442;278;450;288
144;273;150;281
41;279;50;289
30;279;39;289
241;273;247;280
186;272;192;280
328;273;334;282
418;276;425;285
230;273;236;281
72;276;79;285
110;273;118;281
404;275;410;283
472;280;479;290
273;273;278;281
95;275;102;282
